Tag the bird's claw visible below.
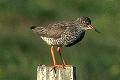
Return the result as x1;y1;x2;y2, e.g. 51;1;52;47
50;64;72;72
50;64;66;72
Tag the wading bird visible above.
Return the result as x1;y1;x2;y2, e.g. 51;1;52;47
30;17;99;68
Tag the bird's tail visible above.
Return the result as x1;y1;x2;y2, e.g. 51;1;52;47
30;26;37;30
30;26;45;35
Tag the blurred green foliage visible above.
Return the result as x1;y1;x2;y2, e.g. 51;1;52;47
0;0;120;80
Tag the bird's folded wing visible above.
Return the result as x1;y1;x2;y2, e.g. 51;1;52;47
32;22;74;39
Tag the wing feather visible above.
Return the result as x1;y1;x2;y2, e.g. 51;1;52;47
31;22;75;39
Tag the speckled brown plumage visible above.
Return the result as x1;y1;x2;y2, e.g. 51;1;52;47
30;17;95;67
30;17;93;47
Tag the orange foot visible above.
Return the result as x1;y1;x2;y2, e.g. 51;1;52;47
50;64;72;71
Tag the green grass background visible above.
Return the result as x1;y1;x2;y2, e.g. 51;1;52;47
0;0;120;80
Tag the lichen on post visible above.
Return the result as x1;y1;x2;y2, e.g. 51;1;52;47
37;65;76;80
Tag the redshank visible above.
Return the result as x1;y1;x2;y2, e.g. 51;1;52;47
30;17;99;68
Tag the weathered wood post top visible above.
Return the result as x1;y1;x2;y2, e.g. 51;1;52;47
37;65;76;80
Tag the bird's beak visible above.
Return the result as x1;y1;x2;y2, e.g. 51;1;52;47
87;24;101;33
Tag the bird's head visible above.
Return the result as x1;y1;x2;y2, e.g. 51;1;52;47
76;17;100;33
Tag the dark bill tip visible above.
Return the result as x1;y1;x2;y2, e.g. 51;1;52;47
94;28;101;33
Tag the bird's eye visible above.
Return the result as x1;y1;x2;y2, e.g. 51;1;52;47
86;22;89;25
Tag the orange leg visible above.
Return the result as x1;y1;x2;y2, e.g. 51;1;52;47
50;46;64;71
57;47;66;67
50;46;56;65
50;46;70;70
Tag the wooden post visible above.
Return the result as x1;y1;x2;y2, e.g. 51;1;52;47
37;65;76;80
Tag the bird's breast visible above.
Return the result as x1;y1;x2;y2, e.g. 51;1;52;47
41;27;85;47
